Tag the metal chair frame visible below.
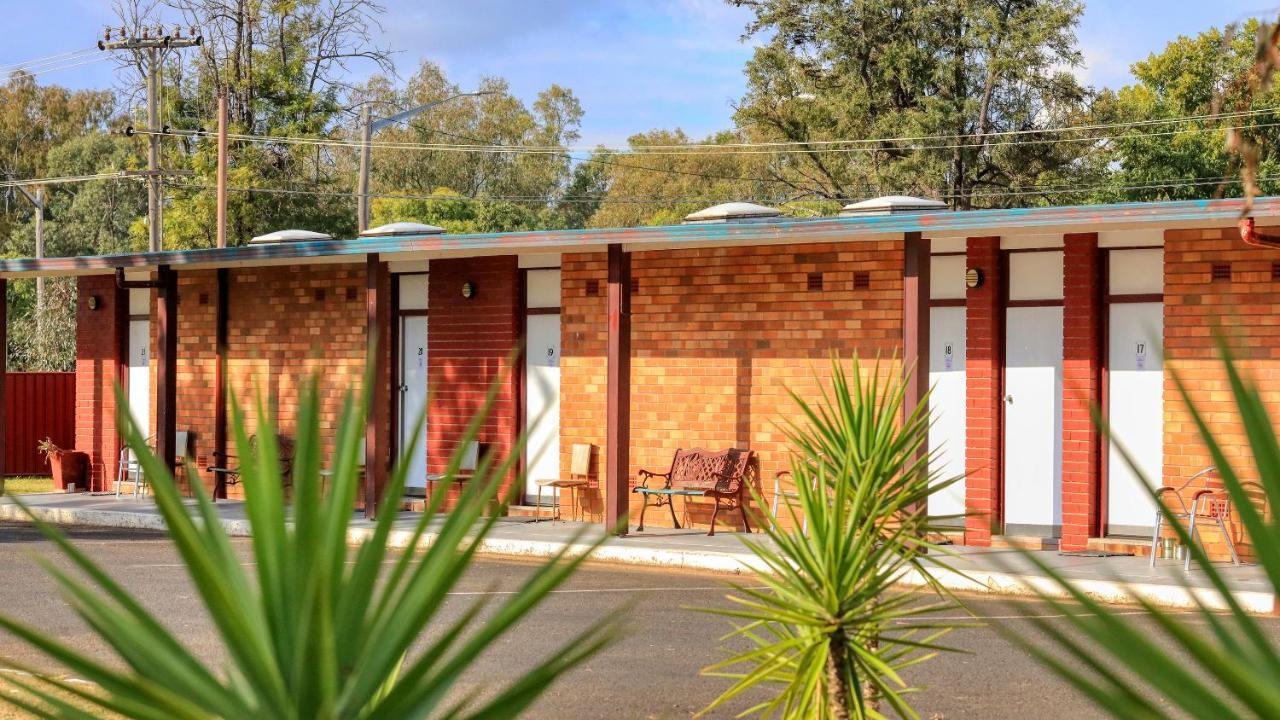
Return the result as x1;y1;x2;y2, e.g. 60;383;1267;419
1149;466;1264;571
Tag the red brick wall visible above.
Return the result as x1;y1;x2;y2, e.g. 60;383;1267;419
150;265;369;496
964;237;1002;545
75;275;125;491
1061;233;1103;550
426;256;520;501
1164;226;1280;559
560;241;905;530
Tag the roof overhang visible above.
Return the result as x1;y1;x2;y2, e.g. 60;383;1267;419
3;196;1278;278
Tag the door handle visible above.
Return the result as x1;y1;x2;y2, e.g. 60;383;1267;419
398;384;408;393
1004;394;1013;405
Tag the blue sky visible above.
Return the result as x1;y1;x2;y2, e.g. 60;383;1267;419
2;0;1277;146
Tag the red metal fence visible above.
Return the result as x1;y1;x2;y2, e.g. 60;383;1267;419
6;372;75;476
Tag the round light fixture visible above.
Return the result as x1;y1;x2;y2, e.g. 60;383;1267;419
965;267;984;290
86;296;100;310
461;281;476;299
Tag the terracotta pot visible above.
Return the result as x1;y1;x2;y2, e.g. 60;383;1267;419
49;450;89;491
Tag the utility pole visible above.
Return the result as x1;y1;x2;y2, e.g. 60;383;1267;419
356;91;492;233
100;25;201;252
357;106;372;232
216;95;228;248
7;178;46;321
34;187;43;322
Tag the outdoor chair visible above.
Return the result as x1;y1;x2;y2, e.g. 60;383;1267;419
424;440;485;500
1150;465;1268;571
771;469;809;533
115;431;192;498
207;434;294;500
114;445;145;498
533;442;591;523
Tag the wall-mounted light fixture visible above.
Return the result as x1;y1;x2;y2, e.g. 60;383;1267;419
965;267;984;290
86;295;100;310
461;281;476;299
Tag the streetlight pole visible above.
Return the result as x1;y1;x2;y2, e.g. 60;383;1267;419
356;91;492;233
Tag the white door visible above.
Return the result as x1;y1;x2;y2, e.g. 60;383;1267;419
127;319;150;438
399;316;429;488
1106;303;1164;534
927;253;967;522
525;315;561;501
1104;247;1165;535
1003;251;1064;537
929;307;967;520
524;268;561;502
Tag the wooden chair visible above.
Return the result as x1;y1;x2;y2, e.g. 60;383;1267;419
534;443;592;523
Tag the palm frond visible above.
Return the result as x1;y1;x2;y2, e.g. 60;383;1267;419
700;354;963;719
0;365;618;719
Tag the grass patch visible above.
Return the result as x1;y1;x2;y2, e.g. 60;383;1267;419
1;477;54;496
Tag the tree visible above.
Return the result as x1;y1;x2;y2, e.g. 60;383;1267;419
727;0;1093;209
1084;20;1280;204
364;62;588;223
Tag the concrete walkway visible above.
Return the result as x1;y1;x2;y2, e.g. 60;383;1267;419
1;492;1274;613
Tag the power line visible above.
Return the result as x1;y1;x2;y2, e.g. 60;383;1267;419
409;124;780;185
19;55;112;79
145;116;1280;158
0;47;99;73
0;172;126;189
167;172;1280;206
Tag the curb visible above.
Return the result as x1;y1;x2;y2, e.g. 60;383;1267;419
1;500;1271;613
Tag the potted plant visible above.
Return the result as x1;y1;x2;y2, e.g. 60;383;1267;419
38;438;88;491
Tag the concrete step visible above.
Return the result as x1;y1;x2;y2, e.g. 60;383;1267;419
991;535;1059;551
506;504;556;520
1087;535;1153;557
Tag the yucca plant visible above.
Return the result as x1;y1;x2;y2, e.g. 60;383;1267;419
699;356;963;720
0;369;617;719
1006;338;1280;717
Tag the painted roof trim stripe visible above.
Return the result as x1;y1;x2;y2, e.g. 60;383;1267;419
1;195;1274;276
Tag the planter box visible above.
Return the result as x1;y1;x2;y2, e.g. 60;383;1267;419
49;451;89;491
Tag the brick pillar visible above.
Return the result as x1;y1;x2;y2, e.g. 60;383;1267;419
1060;233;1103;550
965;237;1003;545
426;256;520;506
75;274;127;492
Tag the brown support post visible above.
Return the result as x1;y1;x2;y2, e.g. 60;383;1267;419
364;254;391;519
902;232;931;420
0;278;7;480
214;268;229;498
155;265;178;474
605;244;631;536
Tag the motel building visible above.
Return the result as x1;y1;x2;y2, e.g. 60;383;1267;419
2;194;1278;557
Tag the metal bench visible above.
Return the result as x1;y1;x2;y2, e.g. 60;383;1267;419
633;448;759;536
207;434;294;500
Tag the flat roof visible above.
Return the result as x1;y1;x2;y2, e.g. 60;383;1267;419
0;195;1273;278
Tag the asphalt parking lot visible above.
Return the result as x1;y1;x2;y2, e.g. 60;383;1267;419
0;520;1259;719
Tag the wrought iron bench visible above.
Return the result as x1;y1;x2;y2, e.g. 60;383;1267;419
207;434;294;500
633;448;759;536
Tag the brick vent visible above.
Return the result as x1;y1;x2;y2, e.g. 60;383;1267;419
1211;262;1231;282
807;272;823;291
853;271;871;289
